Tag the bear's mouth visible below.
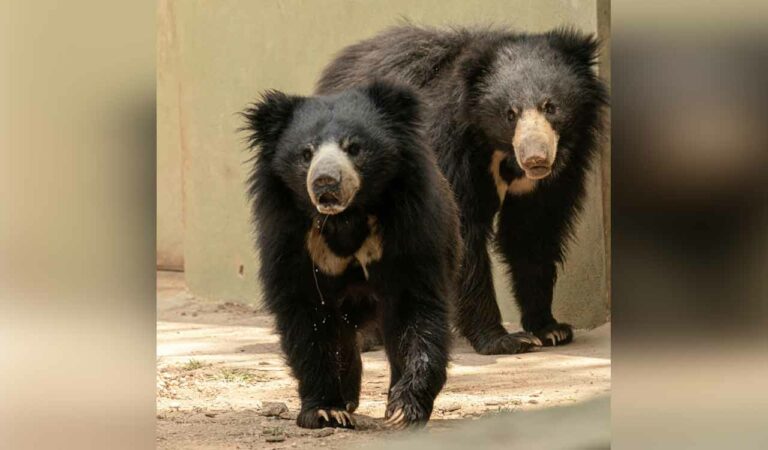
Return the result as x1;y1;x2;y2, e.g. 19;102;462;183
315;191;349;215
523;165;552;180
318;191;339;206
316;204;347;215
317;192;343;212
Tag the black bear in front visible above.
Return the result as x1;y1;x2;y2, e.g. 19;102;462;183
242;82;460;429
318;26;607;354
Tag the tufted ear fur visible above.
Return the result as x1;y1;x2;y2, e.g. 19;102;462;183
459;45;496;92
363;80;421;132
455;41;500;121
241;90;304;158
546;27;608;108
546;27;601;68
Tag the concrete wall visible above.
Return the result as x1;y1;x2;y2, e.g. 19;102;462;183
157;0;610;329
156;0;184;271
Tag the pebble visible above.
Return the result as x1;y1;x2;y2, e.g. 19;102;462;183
442;403;461;412
352;415;384;431
263;426;286;442
528;399;539;404
484;399;501;406
260;402;289;417
279;410;298;421
313;428;335;438
265;434;286;443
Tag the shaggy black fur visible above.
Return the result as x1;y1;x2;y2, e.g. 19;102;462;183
242;82;460;429
317;26;607;354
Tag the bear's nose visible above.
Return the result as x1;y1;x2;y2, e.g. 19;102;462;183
523;155;548;167
312;173;341;191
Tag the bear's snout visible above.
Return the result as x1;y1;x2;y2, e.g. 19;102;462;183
512;109;560;180
519;138;552;179
306;142;361;215
311;173;341;207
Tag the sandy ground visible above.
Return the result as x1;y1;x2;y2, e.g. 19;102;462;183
157;271;610;449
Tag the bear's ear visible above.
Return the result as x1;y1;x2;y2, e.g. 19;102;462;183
456;44;498;119
459;45;496;93
547;27;600;68
241;90;304;154
363;80;421;129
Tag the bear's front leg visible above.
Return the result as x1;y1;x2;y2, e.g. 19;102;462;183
509;259;573;347
379;289;450;430
496;201;574;347
274;303;357;429
456;228;543;354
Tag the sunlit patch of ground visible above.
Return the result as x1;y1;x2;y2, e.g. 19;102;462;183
156;271;610;449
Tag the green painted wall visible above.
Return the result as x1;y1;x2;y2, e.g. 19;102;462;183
157;0;610;329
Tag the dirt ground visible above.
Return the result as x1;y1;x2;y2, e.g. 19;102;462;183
157;271;610;449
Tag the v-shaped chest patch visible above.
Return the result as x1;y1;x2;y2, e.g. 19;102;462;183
306;216;383;279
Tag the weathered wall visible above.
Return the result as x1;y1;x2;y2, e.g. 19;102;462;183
156;0;184;270
157;0;610;328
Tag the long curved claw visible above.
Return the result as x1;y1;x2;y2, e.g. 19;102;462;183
515;332;542;346
533;323;574;347
345;411;355;427
545;329;568;345
384;408;406;430
329;409;354;427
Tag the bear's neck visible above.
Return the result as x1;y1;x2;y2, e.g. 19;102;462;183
312;210;370;257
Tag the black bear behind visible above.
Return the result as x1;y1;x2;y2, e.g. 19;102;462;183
242;82;461;429
318;26;607;355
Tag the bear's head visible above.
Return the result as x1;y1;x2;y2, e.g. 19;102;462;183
243;82;421;216
462;28;607;182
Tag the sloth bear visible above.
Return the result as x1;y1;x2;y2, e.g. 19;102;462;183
242;81;460;429
317;26;607;355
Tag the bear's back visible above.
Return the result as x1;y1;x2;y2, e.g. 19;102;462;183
317;26;502;94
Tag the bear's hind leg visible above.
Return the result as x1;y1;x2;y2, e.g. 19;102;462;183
338;325;363;414
355;323;384;352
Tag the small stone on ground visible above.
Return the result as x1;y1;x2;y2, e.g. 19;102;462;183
261;402;289;417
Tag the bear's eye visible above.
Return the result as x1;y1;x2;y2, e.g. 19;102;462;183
345;142;361;156
301;145;313;163
506;108;517;122
542;100;558;115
